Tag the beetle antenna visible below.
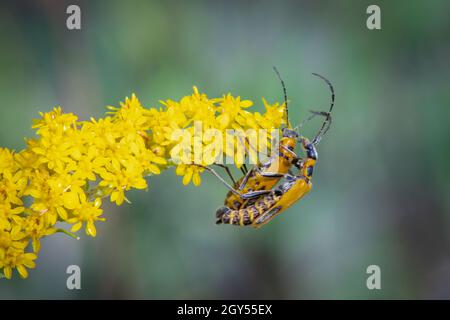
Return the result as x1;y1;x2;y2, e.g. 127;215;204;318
273;66;289;128
311;72;335;144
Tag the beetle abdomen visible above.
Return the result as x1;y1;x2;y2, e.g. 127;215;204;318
216;191;281;226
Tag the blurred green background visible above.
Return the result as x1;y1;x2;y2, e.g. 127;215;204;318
0;0;449;299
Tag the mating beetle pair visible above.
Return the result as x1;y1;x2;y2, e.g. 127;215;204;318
200;68;335;227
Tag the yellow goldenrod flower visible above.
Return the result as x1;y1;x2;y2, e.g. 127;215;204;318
0;203;24;230
67;195;104;237
0;171;26;208
0;148;16;174
0;246;37;279
0;87;286;279
18;210;56;252
175;164;204;186
217;94;253;130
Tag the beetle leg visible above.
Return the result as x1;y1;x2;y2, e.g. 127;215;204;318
258;171;285;178
280;144;298;158
239;189;271;199
213;163;237;186
238;167;255;190
195;165;270;200
196;165;240;195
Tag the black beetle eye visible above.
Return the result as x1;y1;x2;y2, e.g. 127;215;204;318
274;189;283;197
306;166;314;177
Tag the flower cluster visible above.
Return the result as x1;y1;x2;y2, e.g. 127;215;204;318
0;87;285;279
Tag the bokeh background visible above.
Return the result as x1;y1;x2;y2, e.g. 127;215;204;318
0;0;449;299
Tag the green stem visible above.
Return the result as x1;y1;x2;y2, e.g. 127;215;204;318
56;228;80;240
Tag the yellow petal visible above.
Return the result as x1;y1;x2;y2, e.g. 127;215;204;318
32;237;41;253
24;253;37;260
86;221;97;237
71;222;82;233
132;178;147;190
4;267;12;279
17;265;29;279
57;207;68;220
192;173;201;186
182;169;193;185
94;198;102;208
115;192;125;205
175;165;185;176
217;114;230;129
147;164;161;175
23;259;36;269
241;100;253;108
151;156;167;165
11;207;25;214
63;192;79;210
